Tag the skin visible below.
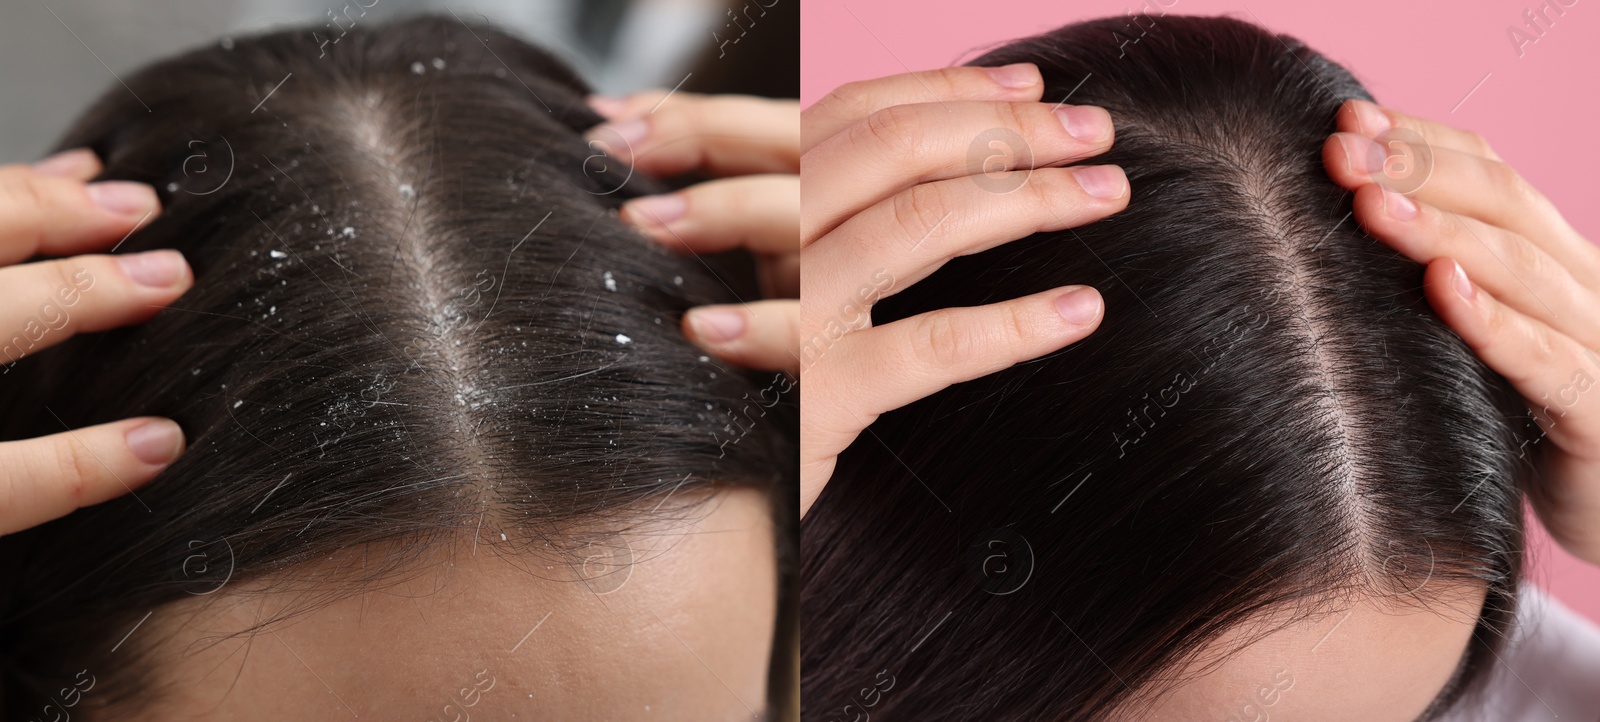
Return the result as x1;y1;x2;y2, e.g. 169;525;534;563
111;488;776;721
0;150;191;535
798;65;1124;516
12;67;1589;719
1324;99;1600;567
587;92;801;376
1136;582;1487;721
2;94;792;718
795;66;1590;715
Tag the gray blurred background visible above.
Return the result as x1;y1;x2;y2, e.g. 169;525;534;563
0;0;798;161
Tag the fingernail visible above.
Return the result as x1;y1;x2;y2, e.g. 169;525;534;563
1056;105;1111;142
686;307;747;343
588;118;649;154
587;95;630;119
86;181;158;216
1351;100;1391;137
117;249;187;288
1452;261;1475;301
983;63;1039;89
1071;165;1127;200
623;194;687;228
1385;188;1417;220
126;419;184;466
1054;287;1102;325
33;148;97;178
1339;133;1384;175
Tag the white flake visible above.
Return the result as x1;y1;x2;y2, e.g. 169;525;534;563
603;271;617;292
269;250;288;259
411;61;425;75
615;334;632;345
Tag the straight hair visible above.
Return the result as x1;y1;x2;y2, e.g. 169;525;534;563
802;15;1532;721
0;16;796;717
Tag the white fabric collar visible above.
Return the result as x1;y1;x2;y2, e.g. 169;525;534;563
1439;583;1600;720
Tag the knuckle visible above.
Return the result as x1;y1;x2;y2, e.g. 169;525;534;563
0;176;58;255
8;175;52;212
1489;160;1539;208
818;81;873;122
1499;303;1560;365
991;101;1033;142
1504;233;1548;282
1465;130;1496;159
1529;325;1562;366
49;259;82;296
1479;294;1506;334
1001;302;1035;347
911;309;978;368
0;174;54;218
931;67;975;96
1031;169;1073;205
892;183;955;246
858;104;924;162
48;437;94;509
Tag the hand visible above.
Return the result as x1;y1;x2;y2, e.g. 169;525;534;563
1324;101;1600;565
798;65;1128;516
0;149;191;536
586;91;799;374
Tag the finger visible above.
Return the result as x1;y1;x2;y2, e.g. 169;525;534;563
0;417;183;535
803;166;1127;316
0;251;194;365
584;93;798;178
0;166;161;265
31;148;103;181
1325;134;1590;275
684;300;798;375
802;101;1114;246
1423;259;1600;453
813;285;1103;420
1352;184;1600;348
798;285;1103;513
622;175;797;257
1334;100;1501;161
801;64;1047;152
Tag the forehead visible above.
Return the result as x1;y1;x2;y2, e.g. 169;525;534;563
1133;583;1486;722
125;488;777;721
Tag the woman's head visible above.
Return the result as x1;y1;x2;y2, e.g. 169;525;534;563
802;15;1531;721
0;16;794;720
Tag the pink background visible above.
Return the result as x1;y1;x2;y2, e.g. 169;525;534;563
802;0;1600;621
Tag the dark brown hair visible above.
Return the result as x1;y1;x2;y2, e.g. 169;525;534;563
0;16;795;717
802;15;1531;721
